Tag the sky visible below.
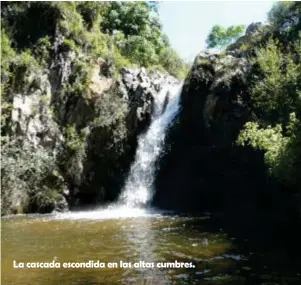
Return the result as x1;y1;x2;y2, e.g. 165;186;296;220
159;1;276;62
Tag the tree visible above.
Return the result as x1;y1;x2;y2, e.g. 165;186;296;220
250;38;301;125
122;35;159;67
147;1;160;14
237;113;301;188
159;47;184;78
101;2;161;37
237;3;301;190
206;24;245;49
268;2;301;37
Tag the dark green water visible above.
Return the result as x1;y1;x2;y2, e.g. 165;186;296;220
2;207;301;285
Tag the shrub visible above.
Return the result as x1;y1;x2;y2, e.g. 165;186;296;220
122;36;159;67
32;36;52;66
9;50;40;93
238;113;301;187
60;38;79;53
1;137;58;214
159;47;189;79
64;125;87;155
1;28;15;83
76;1;107;30
250;38;301;125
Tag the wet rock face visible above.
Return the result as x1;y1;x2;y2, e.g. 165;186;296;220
154;48;270;220
119;67;179;134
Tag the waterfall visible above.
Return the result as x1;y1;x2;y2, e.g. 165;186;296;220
118;83;183;208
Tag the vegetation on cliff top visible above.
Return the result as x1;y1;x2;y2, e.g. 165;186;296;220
1;1;188;81
236;2;301;191
206;24;245;50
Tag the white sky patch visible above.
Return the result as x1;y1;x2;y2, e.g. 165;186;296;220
159;1;275;62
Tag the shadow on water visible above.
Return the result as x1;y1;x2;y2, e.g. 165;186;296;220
173;212;301;285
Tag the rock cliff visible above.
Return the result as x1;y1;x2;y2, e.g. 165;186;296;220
153;40;276;234
2;43;177;214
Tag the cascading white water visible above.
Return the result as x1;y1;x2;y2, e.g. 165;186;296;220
54;82;182;220
118;83;183;208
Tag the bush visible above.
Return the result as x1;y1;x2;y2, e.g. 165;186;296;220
32;36;52;65
250;38;301;125
10;50;41;93
1;138;59;214
159;47;189;79
238;113;301;187
64;125;87;155
60;38;79;53
76;1;107;30
122;36;159;67
1;28;15;83
82;16;110;57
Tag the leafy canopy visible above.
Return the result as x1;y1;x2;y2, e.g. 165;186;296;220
1;1;189;80
206;24;245;49
268;1;301;39
237;3;301;190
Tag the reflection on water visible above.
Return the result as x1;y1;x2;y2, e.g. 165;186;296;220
2;208;301;285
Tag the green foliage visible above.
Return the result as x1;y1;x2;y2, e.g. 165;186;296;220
10;50;41;93
1;137;60;214
82;16;110;57
206;24;245;49
92;88;129;149
99;1;186;77
236;25;269;53
158;47;190;79
101;2;161;37
237;3;301;191
238;121;286;171
1;1;188;216
111;48;132;77
31;188;63;214
94;91;128;130
76;1;107;30
1;29;15;129
61;125;87;185
147;64;168;74
268;2;301;39
1;1;187;78
122;36;159;67
60;59;93;100
56;2;85;41
61;38;79;53
159;47;184;78
32;36;52;66
250;38;301;125
238;114;301;187
1;28;15;82
64;125;87;155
